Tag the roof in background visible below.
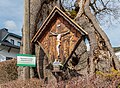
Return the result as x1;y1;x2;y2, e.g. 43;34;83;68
0;28;21;49
1;33;22;42
0;28;8;42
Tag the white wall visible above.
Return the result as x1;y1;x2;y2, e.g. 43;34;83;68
0;54;6;62
0;45;20;62
6;35;21;46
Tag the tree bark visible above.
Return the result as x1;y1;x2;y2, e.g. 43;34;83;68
74;0;120;75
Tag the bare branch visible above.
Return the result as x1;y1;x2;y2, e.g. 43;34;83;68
100;0;105;7
105;0;110;6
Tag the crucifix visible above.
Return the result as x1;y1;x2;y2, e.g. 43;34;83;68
50;24;70;65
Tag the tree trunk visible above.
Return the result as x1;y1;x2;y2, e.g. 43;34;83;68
22;0;30;79
22;0;120;80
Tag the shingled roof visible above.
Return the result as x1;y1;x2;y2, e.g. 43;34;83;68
0;28;22;49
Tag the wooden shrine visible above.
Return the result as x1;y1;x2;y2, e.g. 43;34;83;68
31;6;88;73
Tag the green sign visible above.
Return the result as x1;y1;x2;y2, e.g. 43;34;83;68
17;54;36;67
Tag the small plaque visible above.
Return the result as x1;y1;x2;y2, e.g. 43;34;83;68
17;54;36;67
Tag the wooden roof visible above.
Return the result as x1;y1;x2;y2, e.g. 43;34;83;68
31;6;88;43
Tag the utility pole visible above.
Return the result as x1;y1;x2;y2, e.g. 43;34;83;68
22;0;30;79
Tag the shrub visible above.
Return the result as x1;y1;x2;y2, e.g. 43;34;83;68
0;59;18;84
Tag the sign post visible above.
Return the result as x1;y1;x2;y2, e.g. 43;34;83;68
17;54;36;67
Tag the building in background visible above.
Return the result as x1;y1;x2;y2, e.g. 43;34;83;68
0;28;21;62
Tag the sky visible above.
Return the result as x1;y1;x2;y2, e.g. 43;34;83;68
0;0;23;35
0;0;120;47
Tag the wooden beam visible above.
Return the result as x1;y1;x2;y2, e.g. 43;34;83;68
37;41;49;59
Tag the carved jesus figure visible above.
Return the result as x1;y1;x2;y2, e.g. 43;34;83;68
50;30;70;59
